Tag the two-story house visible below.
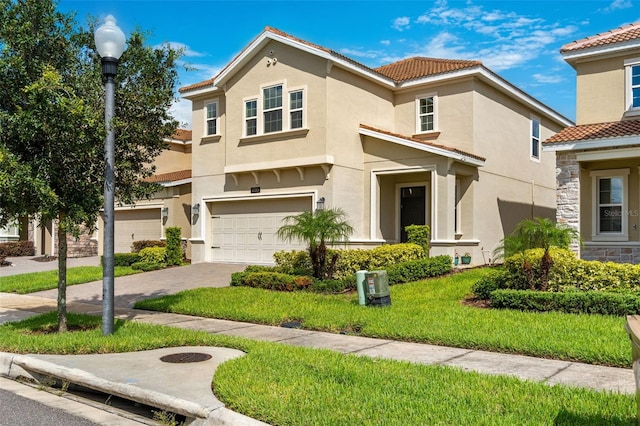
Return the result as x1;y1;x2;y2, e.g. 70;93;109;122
181;27;571;265
544;22;640;263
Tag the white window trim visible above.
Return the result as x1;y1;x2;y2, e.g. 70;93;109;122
454;178;462;236
625;58;640;113
415;93;438;134
289;87;305;130
530;115;541;162
246;81;307;137
590;168;630;242
203;99;219;137
243;97;258;137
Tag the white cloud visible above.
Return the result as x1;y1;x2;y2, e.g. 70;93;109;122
170;98;192;130
392;16;410;31
380;40;391;46
155;41;206;58
340;48;381;59
605;0;633;11
532;73;564;84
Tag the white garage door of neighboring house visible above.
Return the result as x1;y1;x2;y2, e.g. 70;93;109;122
114;209;162;253
211;199;310;264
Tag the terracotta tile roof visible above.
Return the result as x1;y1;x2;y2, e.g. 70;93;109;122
360;124;485;162
180;27;483;93
543;119;640;145
171;129;192;142
374;57;482;82
145;169;192;183
561;22;640;53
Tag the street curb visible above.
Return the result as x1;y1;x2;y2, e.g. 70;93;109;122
0;352;268;425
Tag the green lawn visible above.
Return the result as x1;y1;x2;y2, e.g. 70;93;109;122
135;268;632;367
0;312;634;426
0;266;141;294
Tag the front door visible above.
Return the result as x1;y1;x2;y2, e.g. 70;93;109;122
400;186;426;242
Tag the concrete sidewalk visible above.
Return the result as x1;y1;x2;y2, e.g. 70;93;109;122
0;292;635;425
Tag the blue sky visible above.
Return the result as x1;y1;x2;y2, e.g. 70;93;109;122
58;0;640;129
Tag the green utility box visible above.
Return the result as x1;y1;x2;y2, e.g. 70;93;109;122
364;270;391;307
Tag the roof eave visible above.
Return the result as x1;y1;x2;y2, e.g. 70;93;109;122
359;126;485;167
543;134;640;152
562;39;640;65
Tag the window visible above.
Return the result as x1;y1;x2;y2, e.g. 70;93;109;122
290;90;303;129
625;59;640;112
416;95;437;133
245;99;257;136
204;100;218;136
263;85;283;133
590;169;629;241
531;117;540;160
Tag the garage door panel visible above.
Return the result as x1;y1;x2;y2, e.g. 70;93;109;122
210;201;309;263
114;209;161;253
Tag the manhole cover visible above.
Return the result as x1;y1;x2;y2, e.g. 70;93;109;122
160;352;212;363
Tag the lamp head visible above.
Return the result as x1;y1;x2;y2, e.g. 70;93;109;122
94;15;126;60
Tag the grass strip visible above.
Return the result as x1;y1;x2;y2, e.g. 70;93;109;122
0;312;634;426
135;268;631;367
0;266;141;294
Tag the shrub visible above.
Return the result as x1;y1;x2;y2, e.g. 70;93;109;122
230;271;249;287
274;243;425;281
165;227;182;266
490;289;640;316
386;255;452;285
138;246;166;264
0;240;35;257
471;269;510;300
131;240;165;253
405;224;430;255
108;253;141;267
242;272;313;292
309;278;354;293
131;261;165;272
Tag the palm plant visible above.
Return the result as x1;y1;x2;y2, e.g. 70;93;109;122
496;217;580;290
277;207;354;280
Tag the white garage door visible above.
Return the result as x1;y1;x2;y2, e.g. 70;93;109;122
210;199;310;264
114;209;162;253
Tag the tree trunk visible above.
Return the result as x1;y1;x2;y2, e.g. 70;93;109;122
57;216;68;333
540;249;553;292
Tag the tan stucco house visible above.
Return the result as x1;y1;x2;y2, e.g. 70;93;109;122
97;129;193;257
544;22;640;263
181;27;572;265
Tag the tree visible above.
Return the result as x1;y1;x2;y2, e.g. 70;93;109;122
496;217;580;291
277;208;354;280
0;0;180;332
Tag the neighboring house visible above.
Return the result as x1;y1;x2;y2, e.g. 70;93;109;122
97;129;193;257
180;27;572;265
5;130;193;258
544;22;640;263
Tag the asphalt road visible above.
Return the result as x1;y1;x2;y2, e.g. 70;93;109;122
0;378;143;426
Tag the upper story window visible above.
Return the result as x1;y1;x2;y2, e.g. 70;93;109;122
204;100;218;136
263;85;283;133
590;168;629;241
290;90;304;129
625;59;640;113
531;117;540;160
242;82;306;137
416;94;437;133
245;99;257;136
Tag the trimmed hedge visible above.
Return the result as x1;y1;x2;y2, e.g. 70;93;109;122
490;289;640;316
273;243;425;280
386;255;452;285
131;261;165;272
241;272;314;292
405;224;430;255
471;269;510;300
0;240;35;257
131;240;165;253
108;253;141;267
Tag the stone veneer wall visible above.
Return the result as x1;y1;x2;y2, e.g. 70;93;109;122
581;246;640;263
556;152;581;256
52;223;98;258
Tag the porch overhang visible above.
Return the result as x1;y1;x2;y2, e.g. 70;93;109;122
543;135;640;152
359;125;485;167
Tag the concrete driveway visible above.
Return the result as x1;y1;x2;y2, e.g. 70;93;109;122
2;257;245;308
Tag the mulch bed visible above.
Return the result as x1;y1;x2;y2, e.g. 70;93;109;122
31;255;58;262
